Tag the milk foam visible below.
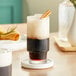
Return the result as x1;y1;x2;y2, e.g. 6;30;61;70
27;14;49;39
0;48;12;67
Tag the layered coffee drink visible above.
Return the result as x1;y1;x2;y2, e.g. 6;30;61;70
0;48;12;76
27;14;49;63
27;38;49;60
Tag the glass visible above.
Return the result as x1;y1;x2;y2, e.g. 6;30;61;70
27;14;49;64
58;0;73;41
0;48;12;76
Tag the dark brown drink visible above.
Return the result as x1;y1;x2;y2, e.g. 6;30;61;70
27;38;49;60
0;65;12;76
27;15;49;63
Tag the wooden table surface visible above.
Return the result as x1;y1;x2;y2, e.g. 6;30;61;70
12;32;76;76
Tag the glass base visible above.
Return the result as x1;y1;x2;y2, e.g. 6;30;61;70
58;33;68;41
21;58;54;69
29;59;46;64
58;37;68;41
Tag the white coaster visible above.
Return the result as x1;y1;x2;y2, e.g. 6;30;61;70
21;58;54;69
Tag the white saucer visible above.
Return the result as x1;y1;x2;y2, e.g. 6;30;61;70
21;58;54;69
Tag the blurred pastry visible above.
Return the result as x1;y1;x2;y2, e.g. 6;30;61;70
0;26;20;41
0;26;6;34
0;31;20;41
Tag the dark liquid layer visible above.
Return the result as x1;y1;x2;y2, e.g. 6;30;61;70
29;52;47;60
27;38;49;60
0;65;12;76
27;38;49;52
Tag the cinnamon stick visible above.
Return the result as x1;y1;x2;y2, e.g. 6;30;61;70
40;10;51;19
